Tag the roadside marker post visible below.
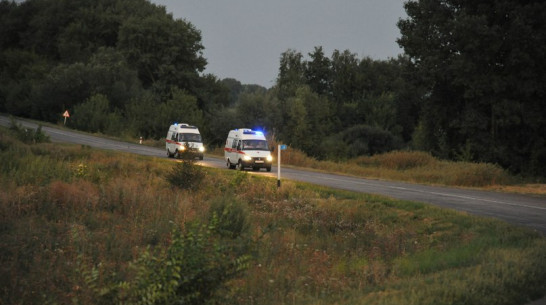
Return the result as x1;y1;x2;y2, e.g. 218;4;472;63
277;144;287;188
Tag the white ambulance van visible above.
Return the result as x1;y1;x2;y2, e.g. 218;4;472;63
224;128;273;171
166;123;205;160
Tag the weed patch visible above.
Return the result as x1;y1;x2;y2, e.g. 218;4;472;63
165;160;205;190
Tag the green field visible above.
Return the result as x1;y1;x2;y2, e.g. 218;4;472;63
1;126;545;305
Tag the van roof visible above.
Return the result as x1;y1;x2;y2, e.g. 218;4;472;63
172;123;198;129
232;128;264;136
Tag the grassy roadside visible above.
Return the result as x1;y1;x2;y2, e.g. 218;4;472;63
1;126;545;304
209;146;545;195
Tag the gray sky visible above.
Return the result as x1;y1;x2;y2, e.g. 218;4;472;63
150;0;407;88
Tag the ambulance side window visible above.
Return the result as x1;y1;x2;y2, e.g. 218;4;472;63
232;139;237;149
172;133;177;141
236;140;241;151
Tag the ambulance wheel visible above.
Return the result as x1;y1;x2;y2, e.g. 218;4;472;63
174;150;180;159
266;166;272;172
167;149;174;158
237;161;245;171
227;160;236;169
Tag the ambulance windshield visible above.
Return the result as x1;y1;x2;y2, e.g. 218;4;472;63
242;140;269;151
178;133;202;142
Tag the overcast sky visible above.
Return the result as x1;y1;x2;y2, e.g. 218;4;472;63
150;0;407;88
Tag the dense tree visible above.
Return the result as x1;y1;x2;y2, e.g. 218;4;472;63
85;47;142;109
271;47;413;159
164;87;204;128
330;50;360;107
236;92;267;131
398;0;546;175
0;0;227;142
284;88;309;150
221;78;244;106
276;49;305;101
305;46;331;96
117;12;206;92
71;94;123;134
0;49;49;116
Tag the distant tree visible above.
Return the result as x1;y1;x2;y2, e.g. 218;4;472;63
165;87;204;129
398;0;546;175
0;49;49;116
298;86;333;158
117;12;206;92
330;50;360;106
57;2;121;62
85;48;142;110
193;74;230;113
305;46;331;96
124;92;161;139
338;124;403;158
0;0;230;144
31;62;92;122
72;94;123;134
284;88;308;149
362;93;402;136
221;78;243;105
276;49;305;101
0;0;25;50
30;49;141;122
236;92;267;131
261;88;283;139
207;106;242;146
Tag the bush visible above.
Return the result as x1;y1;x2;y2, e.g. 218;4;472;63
338;124;403;158
77;225;251;305
209;196;250;239
165;160;205;190
9;117;50;144
370;150;436;170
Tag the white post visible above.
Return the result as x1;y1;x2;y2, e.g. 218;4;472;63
277;144;281;188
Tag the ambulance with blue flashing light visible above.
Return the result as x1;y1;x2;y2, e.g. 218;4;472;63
166;123;205;160
224;128;273;171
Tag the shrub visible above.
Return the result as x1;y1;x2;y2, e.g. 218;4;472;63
370;150;436;170
165;160;205;190
9;117;50;144
77;224;251;305
208;196;250;239
339;124;403;157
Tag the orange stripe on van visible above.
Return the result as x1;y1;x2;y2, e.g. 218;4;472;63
224;147;245;154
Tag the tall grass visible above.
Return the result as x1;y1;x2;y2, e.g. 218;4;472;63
210;146;515;188
279;148;514;187
1;126;545;305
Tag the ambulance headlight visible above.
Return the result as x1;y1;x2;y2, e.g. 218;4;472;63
199;146;205;152
243;155;252;161
180;146;186;151
266;155;273;162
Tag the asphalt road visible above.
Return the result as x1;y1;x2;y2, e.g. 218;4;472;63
2;115;545;235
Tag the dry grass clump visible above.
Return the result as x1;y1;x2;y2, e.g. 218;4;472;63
356;150;437;170
274;148;516;188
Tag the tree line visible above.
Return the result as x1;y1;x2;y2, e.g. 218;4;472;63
1;0;544;177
